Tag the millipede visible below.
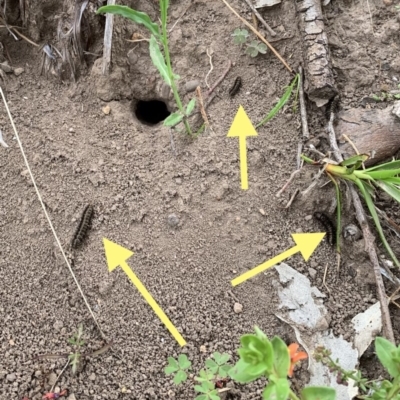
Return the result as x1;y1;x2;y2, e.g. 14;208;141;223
71;204;94;249
229;77;242;97
325;95;340;120
313;211;336;246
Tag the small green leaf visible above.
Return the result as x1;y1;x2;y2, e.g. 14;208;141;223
194;385;208;394
210;393;220;400
262;379;290;400
185;98;196;116
375;181;400;203
219;364;231;377
218;353;231;364
205;359;218;373
271;336;290;378
97;5;160;39
256;43;268;54
149;35;171;86
164;112;184;127
173;370;187;385
195;396;208;400
375;337;400;378
178;354;191;370
365;160;400;172
301;387;336;400
246;41;260;58
164;365;178;374
229;358;265;383
232;28;249;44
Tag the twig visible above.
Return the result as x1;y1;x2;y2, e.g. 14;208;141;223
102;0;116;75
220;0;292;73
276;168;302;197
283;188;300;209
298;66;309;139
50;359;70;393
196;86;210;128
0;87;107;341
207;59;232;96
327;106;395;343
297;142;303;170
205;48;213;89
241;0;276;37
10;27;39;47
323;263;330;294
301;167;326;196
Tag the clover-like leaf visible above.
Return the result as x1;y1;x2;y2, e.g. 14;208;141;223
173;369;187;385
178;354;191;370
185;98;196;116
164;112;183;127
232;28;249;45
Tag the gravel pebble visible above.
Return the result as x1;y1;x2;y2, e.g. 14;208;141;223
233;302;243;314
185;80;200;93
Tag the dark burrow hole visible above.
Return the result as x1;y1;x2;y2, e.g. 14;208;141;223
133;99;171;125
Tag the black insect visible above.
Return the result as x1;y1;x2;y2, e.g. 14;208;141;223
313;212;336;246
325;95;340;120
229;77;242;97
71;204;94;249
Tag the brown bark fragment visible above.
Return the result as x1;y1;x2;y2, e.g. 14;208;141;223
295;0;337;105
336;102;400;166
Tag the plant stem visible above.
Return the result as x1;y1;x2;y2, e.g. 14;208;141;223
160;1;192;134
289;390;301;400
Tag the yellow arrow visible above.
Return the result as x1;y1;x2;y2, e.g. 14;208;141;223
231;233;325;286
227;105;258;190
103;238;186;347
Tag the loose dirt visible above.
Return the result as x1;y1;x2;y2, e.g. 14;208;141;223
1;0;400;399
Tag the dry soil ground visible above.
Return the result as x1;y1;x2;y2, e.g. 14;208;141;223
1;0;400;399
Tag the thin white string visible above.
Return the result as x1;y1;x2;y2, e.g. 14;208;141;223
0;87;106;340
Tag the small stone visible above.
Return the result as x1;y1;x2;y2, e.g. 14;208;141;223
48;372;57;386
304;215;312;221
233;302;243;314
68;127;75;133
0;62;12;73
127;49;138;65
259;208;265;215
175;178;182;185
6;373;16;382
34;370;42;378
53;320;63;331
89;373;96;381
185;80;200;93
167;213;180;228
13;67;24;76
200;345;206;353
102;105;111;115
308;268;317;279
9;339;15;346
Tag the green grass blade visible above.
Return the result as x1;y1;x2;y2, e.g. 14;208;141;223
256;74;299;128
97;5;160;38
149;35;171;86
383;177;400;185
340;154;369;167
356;180;400;267
364;160;400;172
375;181;400;203
365;169;400;180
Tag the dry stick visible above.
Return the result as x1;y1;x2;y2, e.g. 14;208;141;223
298;66;309;139
241;0;276;37
50;359;70;393
10;27;39;47
220;0;292;73
276;168;302;197
0;87;107;341
206;59;232;97
102;0;116;75
327;110;395;343
205;48;213;89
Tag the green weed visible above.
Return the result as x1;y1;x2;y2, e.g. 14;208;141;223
97;2;195;134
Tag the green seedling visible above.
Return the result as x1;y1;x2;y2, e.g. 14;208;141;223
97;2;195;135
68;323;85;375
302;154;400;266
232;28;268;58
204;352;231;378
165;354;192;385
231;28;249;45
194;380;220;400
257;73;300;128
371;91;400;102
246;40;268;58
